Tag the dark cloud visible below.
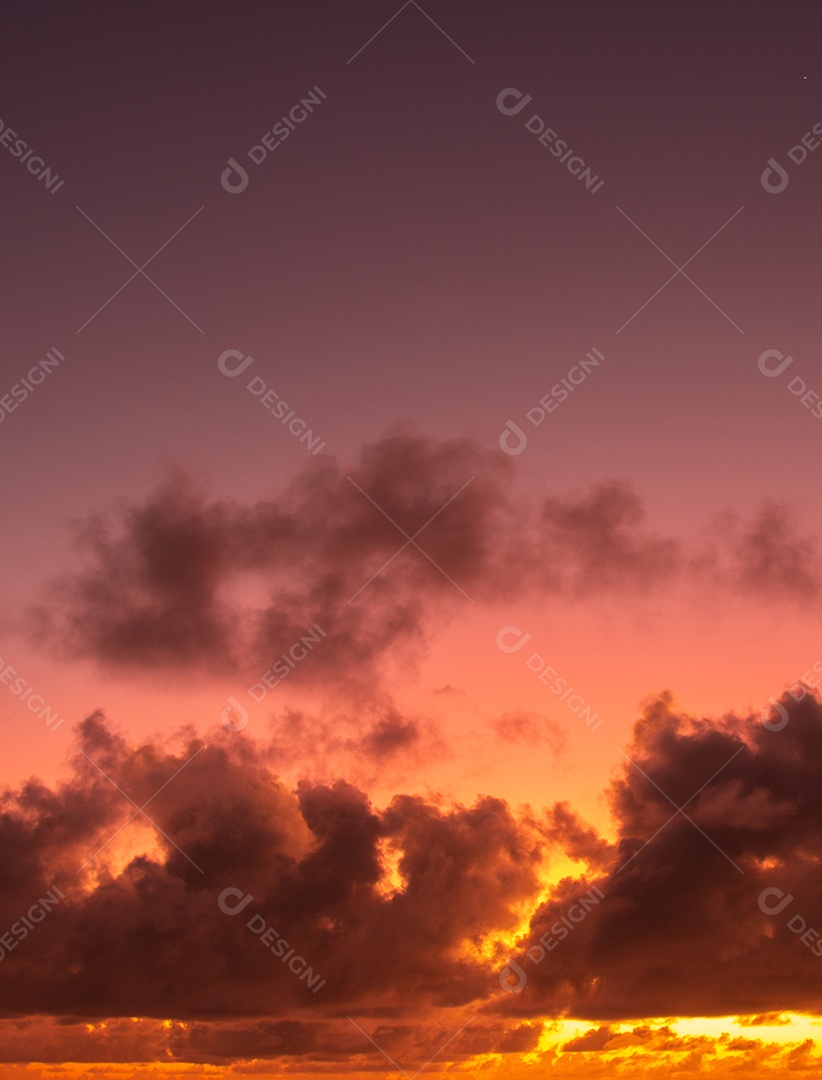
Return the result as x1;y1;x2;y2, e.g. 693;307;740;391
30;432;822;683
499;688;822;1020
543;801;612;870
0;713;544;1031
4;691;822;1060
360;711;421;758
32;432;509;683
532;480;681;595
698;499;822;600
562;1024;615;1051
0;1013;539;1066
737;1012;791;1026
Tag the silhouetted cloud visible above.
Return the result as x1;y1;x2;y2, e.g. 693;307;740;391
32;433;822;685
0;713;543;1026
2;690;822;1060
500;688;822;1020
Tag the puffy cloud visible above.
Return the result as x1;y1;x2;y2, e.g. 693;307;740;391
701;499;822;600
4;690;822;1061
499;688;822;1020
532;480;681;595
0;713;545;1028
32;433;510;682
31;433;822;685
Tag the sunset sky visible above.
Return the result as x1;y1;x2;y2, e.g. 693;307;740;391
1;1;822;1077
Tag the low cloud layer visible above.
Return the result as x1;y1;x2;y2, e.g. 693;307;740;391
2;688;822;1065
0;711;545;1025
501;686;822;1020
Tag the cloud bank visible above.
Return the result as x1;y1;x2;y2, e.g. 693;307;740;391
1;688;822;1065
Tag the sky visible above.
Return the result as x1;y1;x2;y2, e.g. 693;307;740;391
0;0;822;1076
